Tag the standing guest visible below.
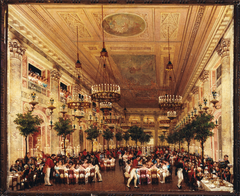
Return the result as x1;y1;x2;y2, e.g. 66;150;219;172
90;154;102;182
133;156;140;168
176;159;184;189
224;155;230;168
44;154;54;186
82;149;87;157
126;161;139;188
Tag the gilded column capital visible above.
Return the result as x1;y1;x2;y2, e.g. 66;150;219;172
9;39;26;60
199;70;209;83
216;38;230;58
50;69;61;81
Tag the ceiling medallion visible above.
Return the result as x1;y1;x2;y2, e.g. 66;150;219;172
91;6;121;103
102;13;146;37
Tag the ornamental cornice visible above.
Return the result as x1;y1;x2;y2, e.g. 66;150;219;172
8;11;94;90
182;6;233;101
192;86;199;95
216;38;230;58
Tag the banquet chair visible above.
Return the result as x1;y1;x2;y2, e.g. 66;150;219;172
140;170;148;185
78;170;85;184
59;169;66;184
151;170;158;184
106;161;111;171
10;176;18;190
88;168;95;183
68;170;76;184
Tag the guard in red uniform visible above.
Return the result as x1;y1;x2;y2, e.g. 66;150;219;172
44;154;55;186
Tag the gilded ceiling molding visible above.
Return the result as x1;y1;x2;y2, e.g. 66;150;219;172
8;38;26;60
182;6;233;101
8;12;94;91
199;70;209;83
191;86;199;95
8;11;79;79
50;69;61;81
216;38;230;58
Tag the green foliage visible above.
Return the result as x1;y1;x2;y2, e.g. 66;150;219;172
123;132;130;143
53;117;74;138
181;120;196;146
166;134;174;144
139;132;152;145
194;113;215;143
14;111;44;138
128;125;144;145
159;134;165;143
85;125;100;142
115;132;123;142
102;129;114;141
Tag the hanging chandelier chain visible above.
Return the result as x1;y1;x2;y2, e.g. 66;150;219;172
102;5;105;48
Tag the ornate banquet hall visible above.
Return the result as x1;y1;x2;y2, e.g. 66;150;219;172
1;1;238;195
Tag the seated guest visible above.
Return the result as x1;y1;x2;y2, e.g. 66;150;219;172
109;155;115;166
223;167;231;182
155;158;161;168
161;162;170;183
54;162;60;178
195;167;204;189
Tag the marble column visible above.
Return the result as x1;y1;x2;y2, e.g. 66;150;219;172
8;39;25;164
216;38;232;161
199;70;212;157
50;68;61;154
154;115;158;147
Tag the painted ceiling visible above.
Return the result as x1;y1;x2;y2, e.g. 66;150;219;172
8;4;233;108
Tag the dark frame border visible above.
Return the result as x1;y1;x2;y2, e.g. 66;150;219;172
1;0;240;195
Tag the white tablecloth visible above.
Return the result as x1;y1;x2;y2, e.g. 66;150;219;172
201;178;233;192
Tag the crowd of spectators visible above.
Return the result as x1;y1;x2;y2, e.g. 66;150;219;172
28;69;48;88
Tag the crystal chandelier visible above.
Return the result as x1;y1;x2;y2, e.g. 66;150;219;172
67;91;91;110
167;110;177;120
90;5;121;103
100;102;112;116
158;26;183;112
67;25;91;111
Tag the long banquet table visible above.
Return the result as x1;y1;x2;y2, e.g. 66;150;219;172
200;177;233;192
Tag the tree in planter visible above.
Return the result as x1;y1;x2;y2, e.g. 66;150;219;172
102;129;114;150
158;134;165;147
123;132;130;146
128;125;144;147
194;113;215;167
182;120;196;155
54;117;75;155
139;132;152;146
85;125;100;152
14;110;44;162
115;132;123;147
